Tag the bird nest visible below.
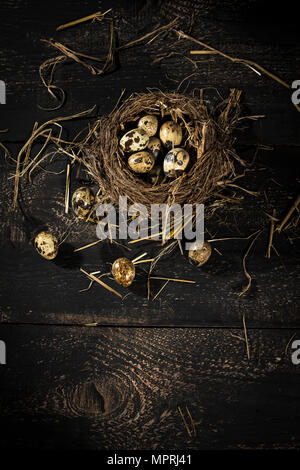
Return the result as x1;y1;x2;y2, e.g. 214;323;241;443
81;89;244;211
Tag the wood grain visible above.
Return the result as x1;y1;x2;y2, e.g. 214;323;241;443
0;324;299;449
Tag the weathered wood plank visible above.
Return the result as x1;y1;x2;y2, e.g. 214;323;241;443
0;325;299;449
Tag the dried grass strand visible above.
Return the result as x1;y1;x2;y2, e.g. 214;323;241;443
56;9;111;31
176;30;300;113
238;230;262;296
80;268;122;298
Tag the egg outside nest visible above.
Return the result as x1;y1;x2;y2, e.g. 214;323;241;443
34;231;58;260
188;241;212;267
111;257;135;287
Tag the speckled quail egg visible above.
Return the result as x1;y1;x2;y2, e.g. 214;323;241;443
159;121;182;149
112;257;135;287
128;151;155;173
138;115;158;137
119;128;149;152
188;241;212;266
163;148;190;177
72;187;95;220
34;231;58;260
147;136;163;159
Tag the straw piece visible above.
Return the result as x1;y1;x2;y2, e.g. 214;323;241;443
176;30;300;113
56;10;111;31
238;230;262;296
242;315;250;360
186;406;196;436
277;193;300;232
65;163;71;214
80;268;122;298
74;239;104;252
118;17;179;51
150;276;195;284
153;280;169;300
190;50;217;55
178;406;192;437
132;252;148;264
13;106;96;206
266;209;276;258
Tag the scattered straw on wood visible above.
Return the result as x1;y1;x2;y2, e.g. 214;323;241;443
174;30;300;113
39;55;67;110
42;23;115;76
12;106;96;207
40;17;178;110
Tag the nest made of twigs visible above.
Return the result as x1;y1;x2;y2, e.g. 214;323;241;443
81;89;245;210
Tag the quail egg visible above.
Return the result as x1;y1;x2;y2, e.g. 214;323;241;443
111;257;135;287
119;128;149;152
163;148;190;177
138;115;158;136
147;137;163;159
34;231;58;260
128;151;155;173
72;187;95;220
188;241;212;266
159;121;182;149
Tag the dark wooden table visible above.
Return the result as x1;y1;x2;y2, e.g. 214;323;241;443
0;0;299;451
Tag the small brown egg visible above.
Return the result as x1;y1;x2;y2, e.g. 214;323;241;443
159;121;182;149
147;137;163;159
188;241;212;267
138;115;158;136
119;128;149;152
34;231;58;260
112;257;135;287
128;151;155;173
72;187;95;220
163;148;190;177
